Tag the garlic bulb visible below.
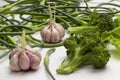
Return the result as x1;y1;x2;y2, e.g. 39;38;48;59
9;46;42;71
41;22;65;43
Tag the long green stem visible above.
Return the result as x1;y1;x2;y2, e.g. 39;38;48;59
4;10;77;19
0;25;34;31
0;0;33;13
4;11;49;16
44;48;56;80
0;25;35;35
32;42;63;48
0;31;35;35
20;15;44;23
55;9;88;25
0;39;15;48
67;26;98;34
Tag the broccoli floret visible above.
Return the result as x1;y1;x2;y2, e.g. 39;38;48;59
56;31;110;74
67;12;115;35
89;12;115;33
90;43;110;68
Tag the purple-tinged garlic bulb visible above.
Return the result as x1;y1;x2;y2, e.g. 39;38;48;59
40;5;65;43
9;47;42;71
9;31;42;72
41;22;65;43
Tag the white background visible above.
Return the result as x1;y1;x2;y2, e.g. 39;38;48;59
0;0;120;80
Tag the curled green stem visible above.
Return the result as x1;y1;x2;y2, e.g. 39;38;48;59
44;48;56;80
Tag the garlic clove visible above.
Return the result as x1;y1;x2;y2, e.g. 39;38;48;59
33;50;42;61
41;25;49;41
44;28;51;43
26;51;41;70
9;54;21;71
26;49;42;63
51;27;60;43
19;52;30;70
55;23;65;38
30;54;40;70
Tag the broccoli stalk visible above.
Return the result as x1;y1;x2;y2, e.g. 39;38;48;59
56;31;110;74
56;46;90;74
67;26;98;34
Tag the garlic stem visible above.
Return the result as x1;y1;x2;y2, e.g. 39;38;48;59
22;30;26;48
48;5;53;23
48;5;55;27
19;30;26;49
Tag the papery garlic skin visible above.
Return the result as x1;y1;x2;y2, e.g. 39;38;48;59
9;47;42;71
9;54;20;71
40;23;65;43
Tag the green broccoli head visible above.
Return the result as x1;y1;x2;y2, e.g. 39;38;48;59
56;31;110;74
64;36;77;50
89;12;115;33
90;43;110;68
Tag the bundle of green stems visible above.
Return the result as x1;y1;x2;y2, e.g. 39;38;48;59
0;0;120;59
